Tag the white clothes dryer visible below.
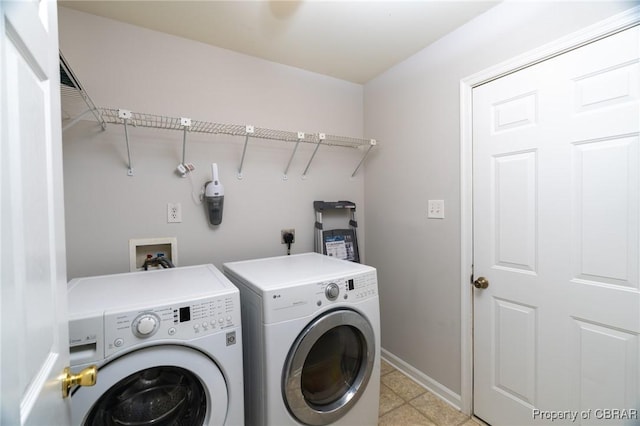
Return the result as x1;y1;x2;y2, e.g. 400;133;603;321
223;253;380;426
67;264;244;426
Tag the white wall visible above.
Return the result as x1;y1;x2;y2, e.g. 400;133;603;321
363;1;636;399
59;7;366;279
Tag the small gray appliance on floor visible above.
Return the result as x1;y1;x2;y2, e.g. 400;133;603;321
67;264;244;426
224;252;380;426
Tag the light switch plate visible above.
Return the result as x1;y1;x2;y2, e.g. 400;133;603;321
428;200;445;219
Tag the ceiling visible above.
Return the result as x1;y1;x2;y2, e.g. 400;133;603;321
59;1;499;84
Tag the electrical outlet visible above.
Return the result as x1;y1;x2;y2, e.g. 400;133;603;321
281;229;295;244
168;202;182;223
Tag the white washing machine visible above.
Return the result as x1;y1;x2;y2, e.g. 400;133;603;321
223;253;380;426
67;264;244;425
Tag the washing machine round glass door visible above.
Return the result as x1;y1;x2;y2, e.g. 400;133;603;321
282;309;375;426
71;345;228;425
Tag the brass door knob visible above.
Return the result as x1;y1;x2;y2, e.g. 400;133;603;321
62;365;97;398
473;277;489;289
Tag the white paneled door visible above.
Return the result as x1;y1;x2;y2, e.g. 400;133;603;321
1;1;70;424
473;26;639;425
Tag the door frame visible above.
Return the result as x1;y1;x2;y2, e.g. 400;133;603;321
458;6;640;416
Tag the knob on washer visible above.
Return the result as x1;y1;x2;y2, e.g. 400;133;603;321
132;313;160;338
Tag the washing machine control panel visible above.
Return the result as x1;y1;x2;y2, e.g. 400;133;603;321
101;292;240;357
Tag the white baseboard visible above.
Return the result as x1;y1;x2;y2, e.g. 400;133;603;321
381;348;463;412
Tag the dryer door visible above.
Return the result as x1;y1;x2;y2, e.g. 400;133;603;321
283;309;375;425
71;345;228;426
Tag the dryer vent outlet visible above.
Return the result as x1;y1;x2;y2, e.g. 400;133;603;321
281;229;295;244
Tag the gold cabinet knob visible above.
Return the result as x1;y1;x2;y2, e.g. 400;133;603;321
62;365;97;398
473;277;489;289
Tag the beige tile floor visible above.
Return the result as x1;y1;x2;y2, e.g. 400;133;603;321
379;359;482;426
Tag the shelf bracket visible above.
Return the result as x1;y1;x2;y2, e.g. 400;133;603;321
237;125;254;180
302;133;325;178
351;139;377;178
283;132;304;180
181;116;191;163
174;117;193;177
119;109;134;176
62;108;95;133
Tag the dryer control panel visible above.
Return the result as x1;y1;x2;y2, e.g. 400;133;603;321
262;270;378;324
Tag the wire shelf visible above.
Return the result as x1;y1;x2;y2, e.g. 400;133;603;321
98;108;373;149
60;52;377;178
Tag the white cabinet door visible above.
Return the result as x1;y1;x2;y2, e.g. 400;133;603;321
473;26;639;425
1;1;70;424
